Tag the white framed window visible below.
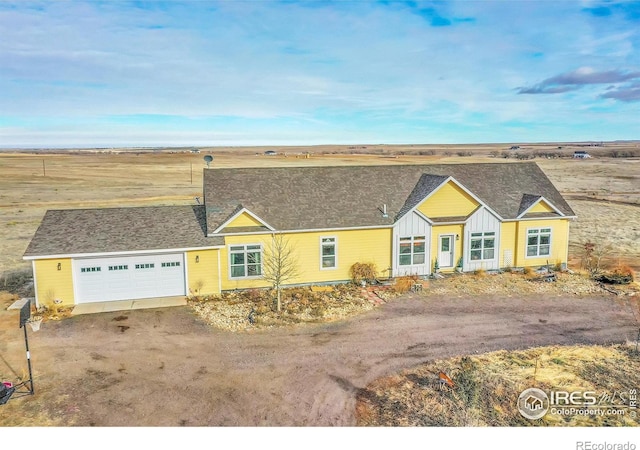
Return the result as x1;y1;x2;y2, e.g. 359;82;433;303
161;262;181;268
80;266;101;273
399;236;426;266
470;232;496;261
229;244;262;278
527;228;552;257
108;265;128;271
135;263;155;269
320;237;337;269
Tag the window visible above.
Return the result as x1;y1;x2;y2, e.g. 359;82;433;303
470;232;496;261
135;263;155;269
80;266;101;273
527;228;552;257
320;237;337;269
399;236;426;266
108;265;128;271
161;262;181;268
229;244;262;278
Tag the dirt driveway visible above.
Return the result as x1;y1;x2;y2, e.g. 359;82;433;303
1;293;637;426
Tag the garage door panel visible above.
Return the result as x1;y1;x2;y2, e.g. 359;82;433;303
74;253;185;303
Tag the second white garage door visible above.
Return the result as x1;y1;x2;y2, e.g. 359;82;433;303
73;253;186;303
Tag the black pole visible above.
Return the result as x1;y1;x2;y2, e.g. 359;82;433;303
23;325;34;395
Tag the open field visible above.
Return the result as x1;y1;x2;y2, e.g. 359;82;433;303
0;142;638;275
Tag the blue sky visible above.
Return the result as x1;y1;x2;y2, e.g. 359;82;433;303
1;0;639;148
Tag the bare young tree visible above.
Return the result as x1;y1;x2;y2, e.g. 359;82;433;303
262;233;299;312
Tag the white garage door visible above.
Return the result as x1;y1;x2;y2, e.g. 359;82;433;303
73;253;185;303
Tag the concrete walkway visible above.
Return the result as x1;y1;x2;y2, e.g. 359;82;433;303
70;296;187;315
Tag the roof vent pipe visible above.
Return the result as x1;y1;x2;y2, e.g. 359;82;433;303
382;204;388;218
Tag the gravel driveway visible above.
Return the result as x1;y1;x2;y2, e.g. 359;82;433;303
1;293;637;426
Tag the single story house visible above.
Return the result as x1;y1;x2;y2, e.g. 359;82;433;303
23;162;576;308
573;151;591;159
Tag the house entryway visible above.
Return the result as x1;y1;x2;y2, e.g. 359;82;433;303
438;235;455;268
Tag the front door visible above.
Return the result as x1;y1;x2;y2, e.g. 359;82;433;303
438;235;454;268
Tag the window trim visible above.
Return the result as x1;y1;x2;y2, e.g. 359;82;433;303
320;236;337;270
398;235;427;266
228;243;263;279
469;231;496;262
525;227;552;258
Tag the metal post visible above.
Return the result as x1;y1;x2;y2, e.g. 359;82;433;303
23;325;34;395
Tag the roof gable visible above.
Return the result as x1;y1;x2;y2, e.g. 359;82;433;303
517;194;565;218
416;178;480;219
213;207;275;234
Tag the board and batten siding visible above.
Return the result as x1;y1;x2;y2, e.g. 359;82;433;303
392;211;431;276
221;228;392;291
33;258;75;307
464;207;501;271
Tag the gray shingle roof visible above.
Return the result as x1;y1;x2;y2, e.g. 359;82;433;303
518;194;543;216
24;205;223;257
203;162;575;234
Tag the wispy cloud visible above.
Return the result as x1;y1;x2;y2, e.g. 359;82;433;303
1;1;639;147
517;67;640;101
600;82;640;102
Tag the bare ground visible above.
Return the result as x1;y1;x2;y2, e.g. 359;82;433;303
1;292;637;426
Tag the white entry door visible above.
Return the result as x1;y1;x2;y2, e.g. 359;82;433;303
73;253;185;303
438;235;454;268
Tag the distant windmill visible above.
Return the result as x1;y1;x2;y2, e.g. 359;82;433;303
204;155;214;168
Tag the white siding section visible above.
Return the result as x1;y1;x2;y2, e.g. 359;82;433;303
392;212;431;277
464;207;501;271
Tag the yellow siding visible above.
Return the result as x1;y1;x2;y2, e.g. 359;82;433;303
186;249;221;295
499;222;518;268
431;225;464;272
417;181;479;218
514;219;570;267
225;212;264;228
34;258;74;307
221;228;392;290
528;200;555;214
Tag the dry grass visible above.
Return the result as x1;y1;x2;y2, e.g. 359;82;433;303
393;275;419;294
1;146;638;276
189;284;375;331
423;271;638;297
356;344;640;426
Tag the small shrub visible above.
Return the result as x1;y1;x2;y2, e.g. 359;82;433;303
473;268;486;278
393;275;419;294
523;267;535;276
350;262;378;285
